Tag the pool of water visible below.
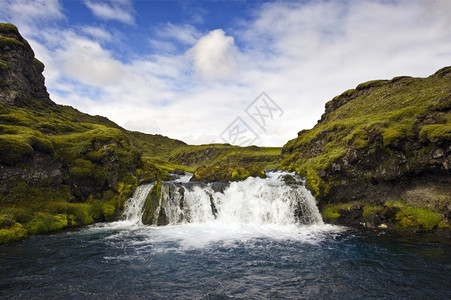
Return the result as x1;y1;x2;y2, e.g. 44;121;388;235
1;222;450;299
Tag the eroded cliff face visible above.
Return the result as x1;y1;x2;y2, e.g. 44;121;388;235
0;23;52;106
281;67;451;234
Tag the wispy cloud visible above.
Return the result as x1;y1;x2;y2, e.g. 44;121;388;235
0;0;64;33
80;26;113;42
157;23;201;46
84;0;135;24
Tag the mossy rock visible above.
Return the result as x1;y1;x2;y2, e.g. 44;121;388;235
395;206;442;231
25;212;68;235
0;222;28;244
356;79;388;91
0;36;25;48
33;58;44;73
0;23;20;35
191;164;266;183
142;180;162;225
0;135;34;165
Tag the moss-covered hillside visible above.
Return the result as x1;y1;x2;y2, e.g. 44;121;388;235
281;67;451;233
0;24;191;244
169;144;280;181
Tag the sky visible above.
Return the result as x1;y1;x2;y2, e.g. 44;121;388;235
1;0;450;146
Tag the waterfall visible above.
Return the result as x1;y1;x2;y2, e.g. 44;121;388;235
123;183;154;224
127;171;323;226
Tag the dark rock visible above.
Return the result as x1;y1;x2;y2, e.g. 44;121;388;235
0;24;53;107
337;205;363;226
173;169;185;175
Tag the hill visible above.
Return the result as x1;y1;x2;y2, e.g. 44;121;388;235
281;68;451;233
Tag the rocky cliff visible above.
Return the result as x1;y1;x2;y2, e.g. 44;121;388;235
0;24;52;106
281;68;451;234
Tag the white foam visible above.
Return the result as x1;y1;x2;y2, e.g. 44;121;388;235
92;171;345;251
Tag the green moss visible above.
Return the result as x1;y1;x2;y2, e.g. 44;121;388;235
33;57;44;73
0;135;34;165
420;123;451;143
142;180;162;225
363;205;383;218
0;36;24;48
341;88;356;97
382;127;404;146
356;79;388;90
0;59;7;72
0;23;19;34
44;202;94;225
0;222;28;244
168;144;281;170
396;206;442;230
192;164;266;182
25;212;68;235
321;203;354;221
69;159;94;179
102;204;115;220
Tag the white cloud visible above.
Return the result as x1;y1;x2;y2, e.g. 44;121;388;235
1;0;64;21
80;26;113;42
157;23;201;45
0;0;64;35
84;0;134;24
187;29;238;81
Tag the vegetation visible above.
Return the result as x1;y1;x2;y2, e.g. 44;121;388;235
281;67;451;198
169;144;281;170
321;200;448;231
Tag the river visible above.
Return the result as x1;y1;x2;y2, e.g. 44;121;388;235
1;172;450;299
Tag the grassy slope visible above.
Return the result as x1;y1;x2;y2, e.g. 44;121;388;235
0;97;193;242
169;144;281;170
168;144;281;181
281;67;451;231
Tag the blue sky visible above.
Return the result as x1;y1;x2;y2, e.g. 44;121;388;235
1;0;450;146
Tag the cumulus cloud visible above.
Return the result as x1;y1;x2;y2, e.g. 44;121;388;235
84;0;135;24
187;29;238;81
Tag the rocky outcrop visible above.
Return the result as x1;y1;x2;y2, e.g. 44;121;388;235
0;23;53;106
281;67;451;234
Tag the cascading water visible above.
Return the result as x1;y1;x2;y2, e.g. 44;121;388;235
126;171;323;227
122;183;153;224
